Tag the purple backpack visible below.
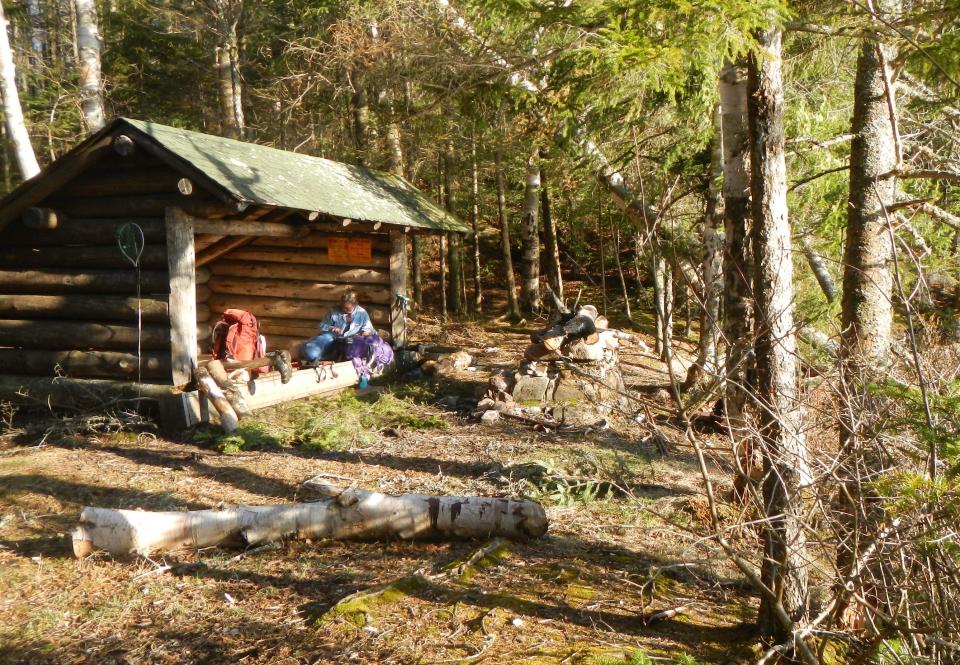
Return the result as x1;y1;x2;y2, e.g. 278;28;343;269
343;335;394;381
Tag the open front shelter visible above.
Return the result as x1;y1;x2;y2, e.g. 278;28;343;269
0;118;467;408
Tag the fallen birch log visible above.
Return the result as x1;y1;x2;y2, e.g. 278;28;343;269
71;483;548;557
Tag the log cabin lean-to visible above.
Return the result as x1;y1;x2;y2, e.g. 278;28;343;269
0;118;468;422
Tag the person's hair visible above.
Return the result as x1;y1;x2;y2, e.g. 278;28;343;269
341;289;359;306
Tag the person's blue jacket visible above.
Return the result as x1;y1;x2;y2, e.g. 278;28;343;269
319;306;375;337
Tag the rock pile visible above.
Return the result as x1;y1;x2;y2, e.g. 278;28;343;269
474;304;641;426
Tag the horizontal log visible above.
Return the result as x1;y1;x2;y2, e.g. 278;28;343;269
190;218;309;237
4;218;165;246
208;294;389;324
113;134;136;157
71;485;546;556
254;233;390;251
255;317;320;339
310;220;393;235
47;194;207;219
0;294;169;322
163;362;359;429
0;375;173;407
209;261;390;285
0;319;170;351
224;247;389;268
0;244;167;270
196;284;211;303
22;207;61;230
196;236;254;268
0;269;169;294
57;167;185;199
263;335;305;353
208;277;391;304
0;349;170;380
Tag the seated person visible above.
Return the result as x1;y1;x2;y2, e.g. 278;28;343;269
303;290;375;363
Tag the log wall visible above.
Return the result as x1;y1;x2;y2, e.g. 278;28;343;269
202;227;393;354
0;152;191;382
0;141;414;389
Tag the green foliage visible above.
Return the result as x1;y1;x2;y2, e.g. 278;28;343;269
291;391;447;452
876;379;960;475
192;421;291;454
190;389;445;454
591;651;654;665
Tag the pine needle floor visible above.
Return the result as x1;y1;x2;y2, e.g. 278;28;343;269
0;322;760;665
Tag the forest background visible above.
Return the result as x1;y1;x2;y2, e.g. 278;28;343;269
1;0;960;662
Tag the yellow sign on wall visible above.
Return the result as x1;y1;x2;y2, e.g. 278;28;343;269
328;236;372;264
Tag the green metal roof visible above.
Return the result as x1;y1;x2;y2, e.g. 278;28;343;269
121;118;468;233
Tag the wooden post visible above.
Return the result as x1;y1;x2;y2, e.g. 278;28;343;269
389;228;408;347
166;208;197;386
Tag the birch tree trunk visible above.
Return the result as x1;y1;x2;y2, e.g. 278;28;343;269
0;3;40;180
541;162;563;301
747;27;809;645
598;195;608;317
686;105;724;389
211;0;245;141
719;59;754;477
520;146;541;314
227;28;244;140
443;141;463;315
496;146;520;320
73;485;548;557
75;0;105;133
351;83;372;164
470;132;482;312
800;233;837;302
613;222;632;321
216;44;238;139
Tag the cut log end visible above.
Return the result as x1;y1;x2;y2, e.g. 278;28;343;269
22;207;62;230
72;529;96;558
113;134;136;157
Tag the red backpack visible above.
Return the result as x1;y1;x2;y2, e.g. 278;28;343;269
212;309;264;362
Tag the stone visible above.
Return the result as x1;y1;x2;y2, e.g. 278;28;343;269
489;373;510;393
480;410;500;424
476;398;496;411
451;351;473;369
439;395;460;408
512;375;551;403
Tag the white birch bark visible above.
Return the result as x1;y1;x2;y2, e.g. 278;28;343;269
747;26;809;641
0;3;39;179
75;0;105;133
496;145;521;319
520;145;541;313
72;485;548;557
800;233;837;302
470;133;482;311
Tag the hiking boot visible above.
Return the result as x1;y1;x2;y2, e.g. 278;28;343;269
272;350;293;384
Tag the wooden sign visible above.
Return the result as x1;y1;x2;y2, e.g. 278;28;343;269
347;237;372;264
328;237;349;263
328;236;373;264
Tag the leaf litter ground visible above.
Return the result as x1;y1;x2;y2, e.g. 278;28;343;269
0;319;761;664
